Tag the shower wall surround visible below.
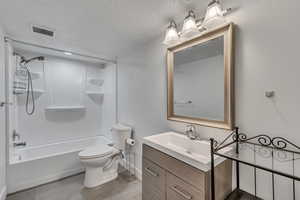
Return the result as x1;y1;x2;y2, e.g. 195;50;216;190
6;47;117;193
0;27;7;200
11;51;116;147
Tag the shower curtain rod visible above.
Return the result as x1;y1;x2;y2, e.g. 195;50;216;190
4;36;117;64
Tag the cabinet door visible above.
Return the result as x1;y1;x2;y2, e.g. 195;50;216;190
166;172;204;200
142;158;166;200
143;144;205;190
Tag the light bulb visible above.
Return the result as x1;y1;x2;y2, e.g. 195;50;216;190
203;0;225;29
64;52;73;56
163;21;179;45
181;10;200;39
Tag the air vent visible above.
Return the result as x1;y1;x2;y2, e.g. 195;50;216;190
32;25;54;37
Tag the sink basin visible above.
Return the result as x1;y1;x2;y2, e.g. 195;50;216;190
143;132;232;171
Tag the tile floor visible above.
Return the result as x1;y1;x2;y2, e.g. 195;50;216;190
7;172;141;200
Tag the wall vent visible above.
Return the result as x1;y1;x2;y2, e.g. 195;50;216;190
32;25;54;37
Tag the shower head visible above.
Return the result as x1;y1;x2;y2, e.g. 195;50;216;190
20;56;45;64
14;52;45;65
36;56;45;61
13;52;26;62
13;53;44;116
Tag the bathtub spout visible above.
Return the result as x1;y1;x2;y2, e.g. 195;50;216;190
13;142;27;147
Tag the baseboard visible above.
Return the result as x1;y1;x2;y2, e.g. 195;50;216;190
119;159;142;181
0;186;7;200
8;168;84;194
135;167;142;181
8;161;142;194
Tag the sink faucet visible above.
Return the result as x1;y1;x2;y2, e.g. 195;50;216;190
185;124;197;140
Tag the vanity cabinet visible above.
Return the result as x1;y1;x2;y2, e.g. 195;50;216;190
142;158;166;200
142;144;232;200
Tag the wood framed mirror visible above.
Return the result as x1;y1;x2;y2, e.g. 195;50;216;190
167;23;234;130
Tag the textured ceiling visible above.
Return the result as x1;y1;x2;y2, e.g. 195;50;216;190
0;0;210;59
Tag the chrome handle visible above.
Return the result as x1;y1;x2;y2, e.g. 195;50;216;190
13;141;26;147
0;102;12;107
171;186;193;200
145;167;158;177
185;124;196;133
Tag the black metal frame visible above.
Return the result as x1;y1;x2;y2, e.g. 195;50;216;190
210;127;300;200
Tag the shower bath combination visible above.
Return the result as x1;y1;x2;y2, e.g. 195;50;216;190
13;52;45;115
5;37;118;194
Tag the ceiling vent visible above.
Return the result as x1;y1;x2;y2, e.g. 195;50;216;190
32;25;55;37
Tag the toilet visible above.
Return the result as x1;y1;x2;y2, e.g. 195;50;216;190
79;124;132;188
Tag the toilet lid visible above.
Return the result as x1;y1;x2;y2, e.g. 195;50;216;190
79;145;114;159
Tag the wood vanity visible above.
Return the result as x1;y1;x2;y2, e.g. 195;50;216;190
142;144;232;200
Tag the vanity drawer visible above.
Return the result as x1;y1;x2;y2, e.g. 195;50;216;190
143;158;166;188
143;190;164;200
143;144;205;190
142;158;166;200
167;172;204;200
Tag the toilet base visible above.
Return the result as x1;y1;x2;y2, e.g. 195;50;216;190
84;166;118;188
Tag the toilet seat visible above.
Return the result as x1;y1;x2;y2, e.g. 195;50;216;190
79;145;114;159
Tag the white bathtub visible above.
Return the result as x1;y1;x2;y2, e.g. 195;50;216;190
8;135;111;194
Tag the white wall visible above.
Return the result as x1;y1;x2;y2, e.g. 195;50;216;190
9;51;116;148
129;0;300;198
0;27;7;200
118;44;169;177
5;49;117;193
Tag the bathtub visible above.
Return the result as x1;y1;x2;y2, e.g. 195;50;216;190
7;135;112;194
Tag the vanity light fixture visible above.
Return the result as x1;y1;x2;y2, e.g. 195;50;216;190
163;21;180;45
202;0;225;29
163;0;231;45
181;10;200;39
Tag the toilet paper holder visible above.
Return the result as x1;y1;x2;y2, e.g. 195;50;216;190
124;150;136;178
126;138;136;146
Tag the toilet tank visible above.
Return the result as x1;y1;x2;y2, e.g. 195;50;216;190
111;124;132;151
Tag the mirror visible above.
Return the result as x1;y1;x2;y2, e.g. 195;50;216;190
167;23;234;130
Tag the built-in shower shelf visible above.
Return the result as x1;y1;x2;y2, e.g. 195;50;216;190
15;72;42;80
45;105;86;111
86;91;104;95
14;89;45;96
86;91;104;102
88;78;104;87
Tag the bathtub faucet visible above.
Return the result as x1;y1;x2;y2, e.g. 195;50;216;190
13;142;26;147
